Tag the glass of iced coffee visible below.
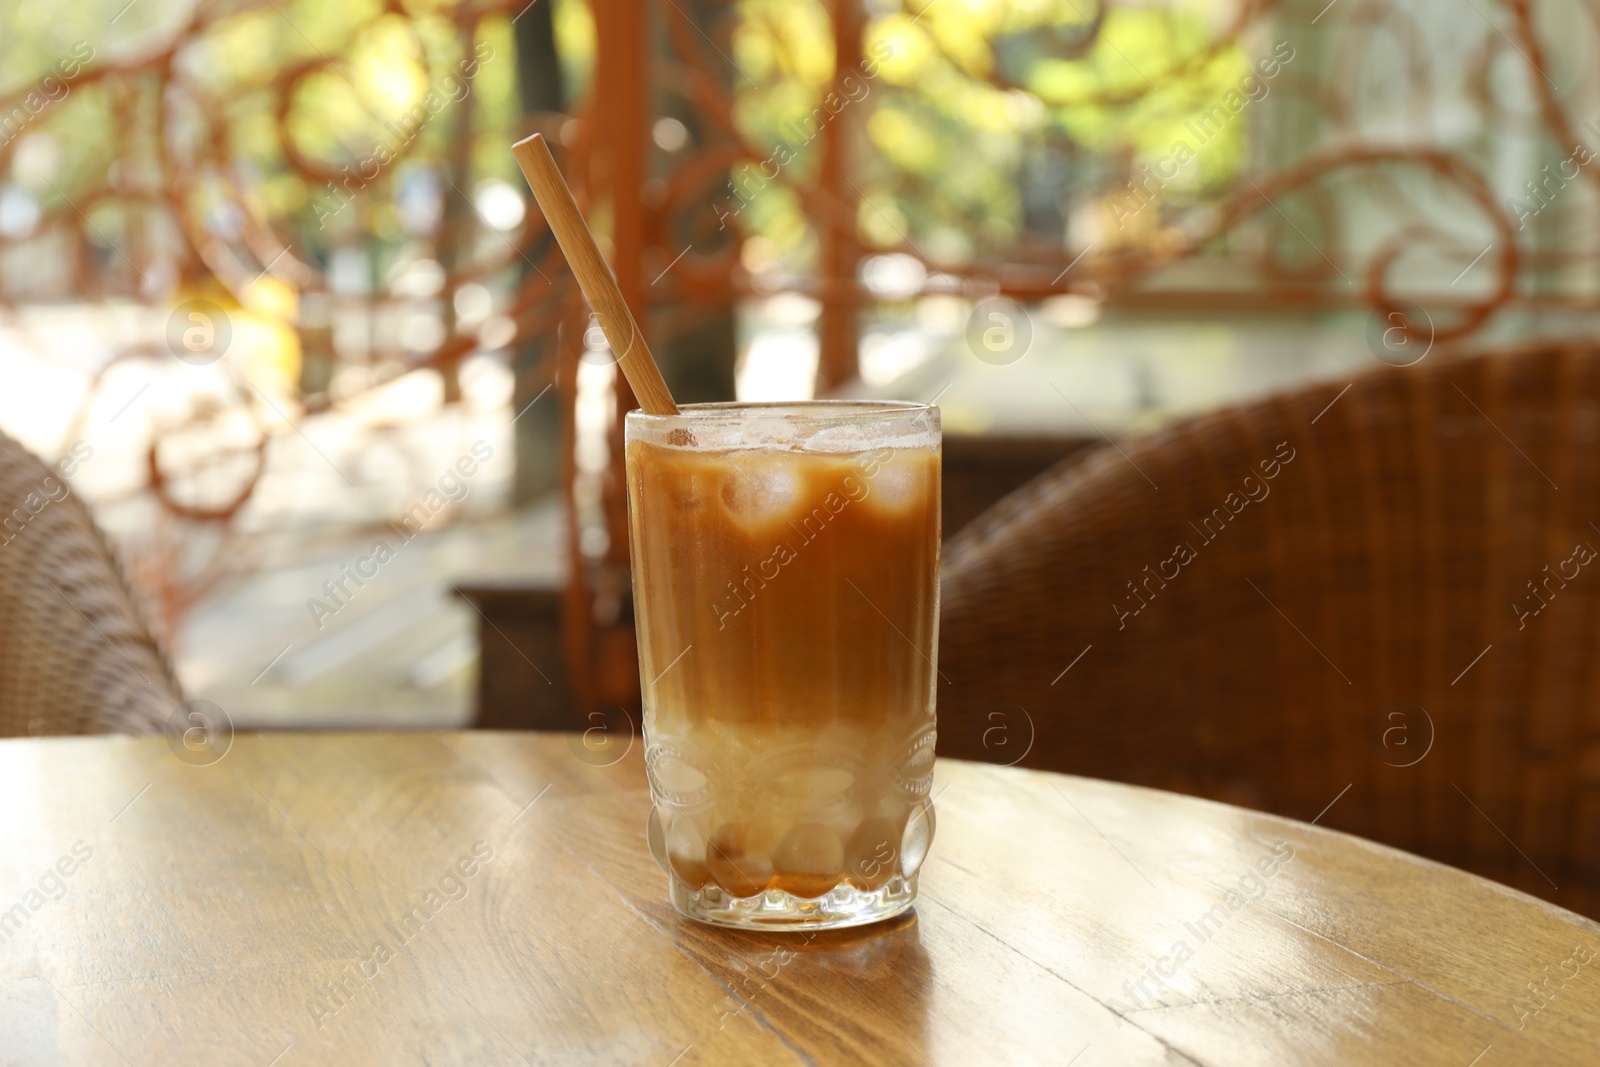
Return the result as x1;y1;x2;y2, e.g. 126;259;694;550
626;401;940;929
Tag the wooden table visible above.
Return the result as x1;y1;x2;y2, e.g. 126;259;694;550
3;733;1597;1065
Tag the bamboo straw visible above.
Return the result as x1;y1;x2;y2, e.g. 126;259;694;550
511;133;679;416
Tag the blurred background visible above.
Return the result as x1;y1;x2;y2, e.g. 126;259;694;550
0;0;1589;732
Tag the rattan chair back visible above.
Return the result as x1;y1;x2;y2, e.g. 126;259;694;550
939;343;1600;916
0;430;180;736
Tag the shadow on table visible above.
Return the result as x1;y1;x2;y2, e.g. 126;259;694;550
677;908;934;1058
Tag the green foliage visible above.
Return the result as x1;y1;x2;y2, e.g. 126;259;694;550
729;0;1259;267
1;0;539;270
1;0;1255;278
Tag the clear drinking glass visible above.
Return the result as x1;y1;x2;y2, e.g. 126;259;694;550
626;401;941;929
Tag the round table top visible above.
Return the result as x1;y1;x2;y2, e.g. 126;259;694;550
2;731;1597;1065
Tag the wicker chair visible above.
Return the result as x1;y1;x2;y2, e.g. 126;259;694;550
0;430;180;736
938;342;1600;918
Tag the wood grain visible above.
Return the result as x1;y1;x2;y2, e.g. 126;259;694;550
511;133;678;416
0;732;1596;1065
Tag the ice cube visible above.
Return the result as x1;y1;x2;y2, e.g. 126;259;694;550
771;762;855;800
718;455;802;529
845;815;905;891
773;822;845;898
859;452;926;514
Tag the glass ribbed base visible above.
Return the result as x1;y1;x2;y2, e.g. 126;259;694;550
670;874;917;930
